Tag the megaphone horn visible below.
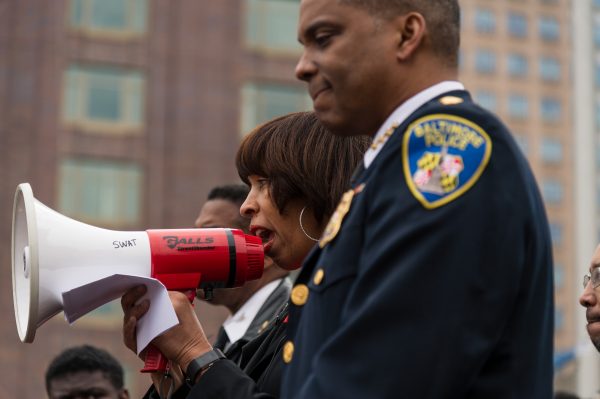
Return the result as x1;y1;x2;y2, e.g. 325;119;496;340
12;183;264;345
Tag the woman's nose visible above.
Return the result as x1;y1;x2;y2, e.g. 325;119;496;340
240;195;256;218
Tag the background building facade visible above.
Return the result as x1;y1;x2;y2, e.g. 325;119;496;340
0;0;593;396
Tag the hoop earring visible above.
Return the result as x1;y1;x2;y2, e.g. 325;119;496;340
299;206;319;242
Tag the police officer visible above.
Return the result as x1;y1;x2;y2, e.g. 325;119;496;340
281;0;554;398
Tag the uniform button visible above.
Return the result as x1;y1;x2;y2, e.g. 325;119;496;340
291;284;309;306
258;320;269;333
283;340;294;363
313;269;325;285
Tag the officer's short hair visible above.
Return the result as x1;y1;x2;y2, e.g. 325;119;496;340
206;184;250;231
45;345;125;394
340;0;460;68
236;112;370;224
207;184;249;207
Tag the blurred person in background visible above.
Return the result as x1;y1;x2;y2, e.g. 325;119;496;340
45;344;129;399
194;183;291;364
580;244;600;353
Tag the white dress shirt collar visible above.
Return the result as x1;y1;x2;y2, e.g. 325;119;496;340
222;278;282;345
364;81;465;168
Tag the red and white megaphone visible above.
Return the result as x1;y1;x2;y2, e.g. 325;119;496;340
12;182;263;371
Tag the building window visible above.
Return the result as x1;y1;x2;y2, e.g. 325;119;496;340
594;23;600;47
555;308;564;331
554;263;564;289
540;137;562;163
542;179;563;204
507;12;528;38
539;16;560;42
508;94;529;119
475;49;496;74
474;9;496;33
513;134;528;155
539;56;561;82
245;0;301;53
540;97;561;123
475;90;497;112
507;53;528;77
549;223;563;246
240;82;312;135
58;158;142;226
69;0;147;36
63;64;145;133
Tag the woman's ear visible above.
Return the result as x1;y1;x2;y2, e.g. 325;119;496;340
394;12;426;61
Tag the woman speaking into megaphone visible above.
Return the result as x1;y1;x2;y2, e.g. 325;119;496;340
120;111;369;398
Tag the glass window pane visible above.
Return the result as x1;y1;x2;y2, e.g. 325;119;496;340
475;9;495;33
69;0;147;34
541;97;561;123
62;65;145;130
539;56;561;82
241;82;312;135
88;72;121;121
549;223;562;246
59;158;142;225
91;0;126;29
508;53;528;77
539;16;559;42
70;0;84;26
542;179;563;204
246;0;301;53
508;12;528;38
540;137;562;163
475;49;496;74
475;90;497;112
508;94;529;119
554;264;564;289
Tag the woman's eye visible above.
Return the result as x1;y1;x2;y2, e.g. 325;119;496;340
257;178;269;189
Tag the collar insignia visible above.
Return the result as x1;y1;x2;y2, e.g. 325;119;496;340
319;184;365;248
439;96;464;105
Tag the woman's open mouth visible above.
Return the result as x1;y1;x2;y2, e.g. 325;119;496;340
251;226;275;254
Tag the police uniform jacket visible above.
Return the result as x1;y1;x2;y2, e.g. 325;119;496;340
281;87;554;398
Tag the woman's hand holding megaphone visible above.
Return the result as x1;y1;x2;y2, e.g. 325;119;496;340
121;285;213;390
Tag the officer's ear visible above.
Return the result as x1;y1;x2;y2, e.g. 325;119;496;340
393;12;426;62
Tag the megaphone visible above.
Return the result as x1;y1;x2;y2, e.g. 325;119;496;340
12;182;263;367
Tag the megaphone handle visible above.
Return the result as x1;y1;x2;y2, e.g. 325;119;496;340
140;290;197;374
141;345;168;373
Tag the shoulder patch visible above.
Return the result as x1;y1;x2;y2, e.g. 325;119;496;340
402;114;492;209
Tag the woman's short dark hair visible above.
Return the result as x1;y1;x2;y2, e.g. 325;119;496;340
236;111;370;224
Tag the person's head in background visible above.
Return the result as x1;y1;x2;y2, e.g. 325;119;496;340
195;184;287;314
237;111;370;270
45;345;129;399
579;244;600;352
